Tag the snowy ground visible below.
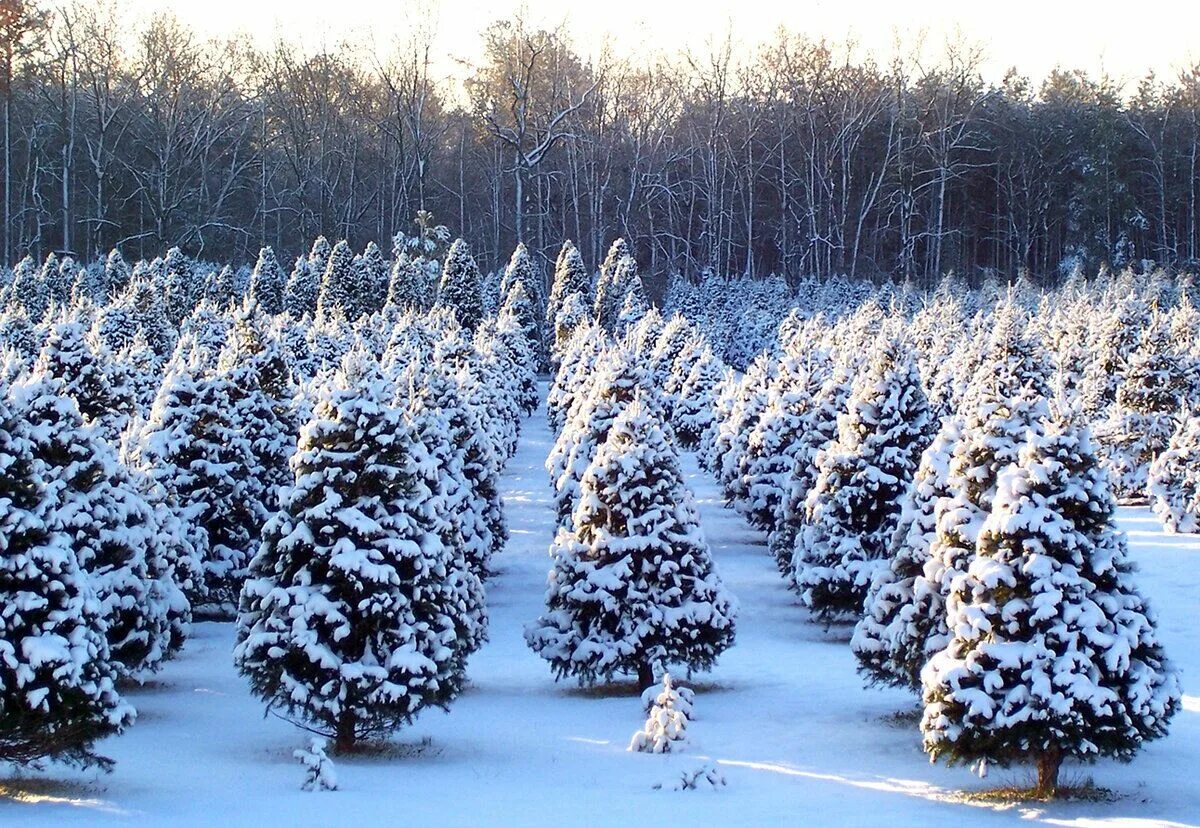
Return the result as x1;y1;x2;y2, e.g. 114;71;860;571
5;394;1199;826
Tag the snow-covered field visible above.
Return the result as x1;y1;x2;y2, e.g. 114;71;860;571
5;398;1198;827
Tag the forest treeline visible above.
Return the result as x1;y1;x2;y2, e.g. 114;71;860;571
3;0;1200;282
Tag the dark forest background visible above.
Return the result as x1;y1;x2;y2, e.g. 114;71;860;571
3;0;1200;282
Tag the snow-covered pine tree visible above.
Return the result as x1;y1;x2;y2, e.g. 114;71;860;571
234;354;473;752
552;291;591;367
105;249;132;296
315;240;356;320
593;239;632;332
629;674;691;753
546;241;591;332
410;362;506;570
398;370;489;657
0;384;134;769
651;315;695;399
129;278;176;358
296;738;338;792
135;344;267;617
356;241;390;316
1147;411;1200;532
546;319;605;434
496;291;541;415
218;302;298;506
0;303;40;359
1094;313;1185;501
547;343;649;526
115;332;162;418
741;355;821;535
500;267;546;373
765;357;845;572
905;312;1053;685
499;243;546;346
713;352;780;510
248;247;286;315
1079;292;1147;417
792;335;933;621
851;414;961;691
205;266;239;309
673;343;726;450
526;397;736;688
285;256;319;318
615;268;648;339
12;373;172;681
386;254;431;312
34;319;134;444
922;416;1179;797
437;238;485;331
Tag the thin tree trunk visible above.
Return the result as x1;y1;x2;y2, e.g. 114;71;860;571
636;661;654;690
335;709;357;753
1035;746;1062;798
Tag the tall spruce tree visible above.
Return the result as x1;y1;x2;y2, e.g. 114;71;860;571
437;239;485;331
922;417;1179;797
0;385;134;769
316;240;356;319
248;246;287;315
234;354;473;752
546;241;591;331
526;398;736;688
13;373;172;680
792;336;933;621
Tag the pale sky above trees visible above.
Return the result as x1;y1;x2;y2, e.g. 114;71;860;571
128;0;1198;87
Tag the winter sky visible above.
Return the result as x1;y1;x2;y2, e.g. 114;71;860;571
130;0;1197;87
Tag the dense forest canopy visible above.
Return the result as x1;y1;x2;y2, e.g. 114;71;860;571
3;0;1200;283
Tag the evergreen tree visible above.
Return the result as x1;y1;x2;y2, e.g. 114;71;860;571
1147;411;1200;532
500;261;546;371
593;239;632;332
852;415;961;690
1094;314;1185;501
316;240;356;319
285;257;319;318
35;319;134;444
547;344;649;526
437;239;485;331
546;241;591;331
206;266;239;308
105;249;132;295
12;373;172;681
765;358;845;572
386;254;431;312
356;241;390;316
905;316;1053;686
306;236;331;273
0;386;134;769
248;247;286;315
526;398;736;687
793;337;933;621
399;370;489;654
234;355;474;752
552;291;591;366
135;346;267;616
673;344;726;449
922;417;1179;797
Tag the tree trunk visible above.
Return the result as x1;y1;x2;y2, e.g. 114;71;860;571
334;710;357;754
1035;746;1062;798
636;661;655;690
